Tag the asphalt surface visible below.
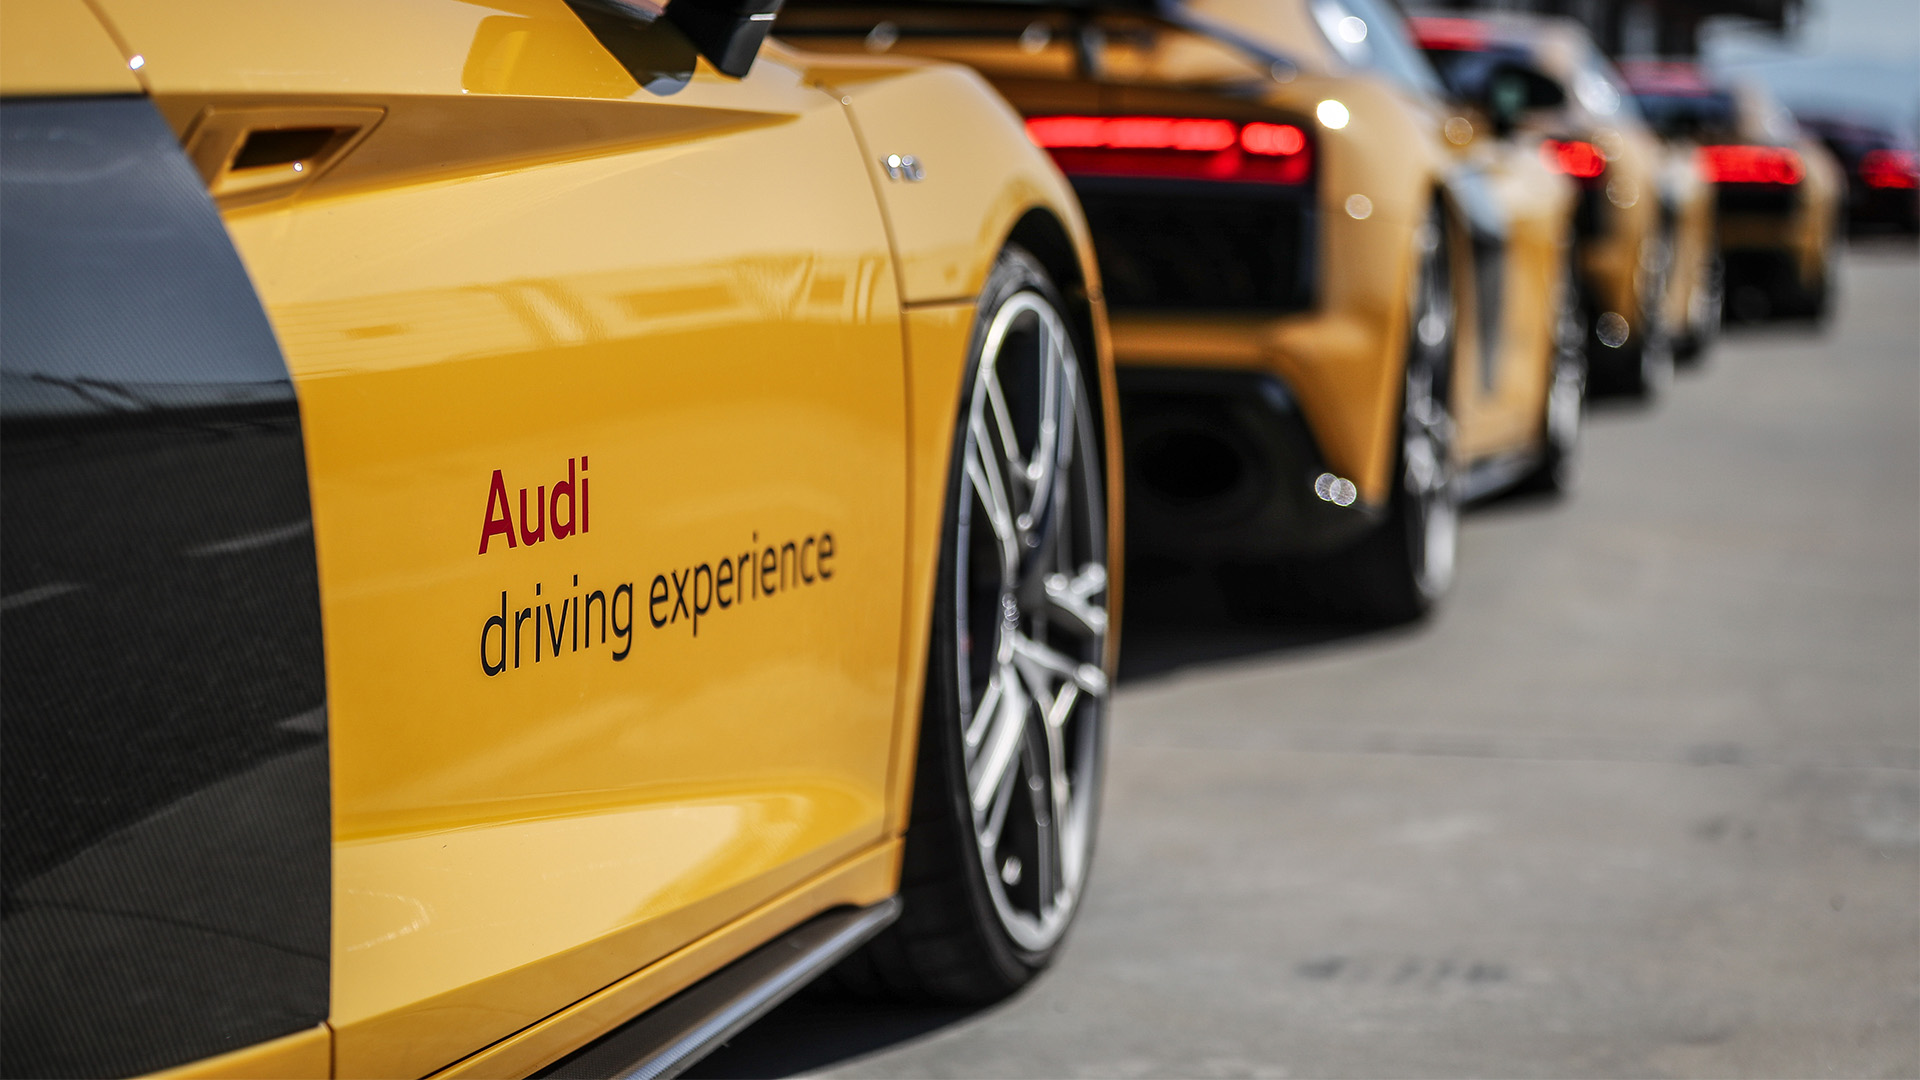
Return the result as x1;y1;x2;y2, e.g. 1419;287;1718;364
693;246;1920;1079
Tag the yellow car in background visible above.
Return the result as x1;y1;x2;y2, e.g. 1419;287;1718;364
0;0;1121;1076
780;0;1582;622
1617;60;1844;322
1413;13;1720;390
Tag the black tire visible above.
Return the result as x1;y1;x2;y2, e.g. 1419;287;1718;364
1594;318;1673;399
1793;250;1834;323
1673;252;1723;364
832;246;1111;1002
1792;215;1839;323
1802;273;1831;322
1607;226;1676;399
1521;253;1588;494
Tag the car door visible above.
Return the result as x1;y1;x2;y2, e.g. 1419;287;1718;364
91;1;909;1075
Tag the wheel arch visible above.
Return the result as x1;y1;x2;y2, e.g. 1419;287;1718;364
883;205;1123;844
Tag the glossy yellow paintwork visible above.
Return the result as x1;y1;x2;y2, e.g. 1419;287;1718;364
893;303;979;829
41;0;1113;1075
1445;125;1572;460
783;5;1575;503
235;64;906;1080
1656;142;1719;339
0;0;143;96
429;840;900;1078
792;50;1102;304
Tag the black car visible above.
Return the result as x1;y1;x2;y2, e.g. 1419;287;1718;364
1794;111;1920;235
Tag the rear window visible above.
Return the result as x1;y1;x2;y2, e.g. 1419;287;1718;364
1632;90;1738;141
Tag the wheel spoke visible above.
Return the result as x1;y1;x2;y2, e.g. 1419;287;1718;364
1020;346;1085;577
978;741;1022;852
969;669;1028;815
983;366;1028;492
1018;321;1067;538
1022;726;1059;908
1041;686;1076;896
1011;631;1109;699
1043;562;1108;638
1405;427;1440;496
965;419;1020;578
963;669;1005;756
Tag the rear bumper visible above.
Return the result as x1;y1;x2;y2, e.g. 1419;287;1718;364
1120;369;1380;563
1070;175;1317;316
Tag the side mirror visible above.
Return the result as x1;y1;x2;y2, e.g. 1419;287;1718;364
1483;61;1565;138
568;0;782;80
668;0;785;78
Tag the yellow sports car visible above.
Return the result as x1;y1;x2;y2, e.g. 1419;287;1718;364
1413;14;1721;389
0;1;1121;1077
780;0;1582;621
1617;60;1843;322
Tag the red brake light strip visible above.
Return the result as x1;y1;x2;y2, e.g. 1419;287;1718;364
1859;148;1919;190
1026;116;1311;185
1028;116;1305;156
1407;16;1490;52
1698;144;1805;185
1543;139;1607;180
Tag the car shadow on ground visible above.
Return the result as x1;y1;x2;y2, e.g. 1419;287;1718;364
691;464;1593;1078
683;989;983;1078
687;561;1396;1078
1115;556;1391;684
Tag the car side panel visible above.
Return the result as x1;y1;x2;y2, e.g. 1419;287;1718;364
793;52;1102;305
281;101;904;1078
426;839;900;1079
285;109;904;1080
1451;136;1575;459
1661;147;1718;334
87;2;913;1076
0;0;142;97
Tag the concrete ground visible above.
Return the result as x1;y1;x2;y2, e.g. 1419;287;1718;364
693;247;1920;1079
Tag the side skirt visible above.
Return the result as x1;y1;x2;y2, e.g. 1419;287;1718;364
532;899;902;1080
1460;448;1542;504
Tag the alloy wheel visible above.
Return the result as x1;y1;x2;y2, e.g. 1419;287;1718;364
1546;264;1588;470
1403;219;1459;602
954;291;1108;954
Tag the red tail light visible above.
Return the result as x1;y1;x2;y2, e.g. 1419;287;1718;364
1026;115;1312;185
1859;148;1920;190
1407;16;1489;52
1698;144;1804;185
1542;139;1607;180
